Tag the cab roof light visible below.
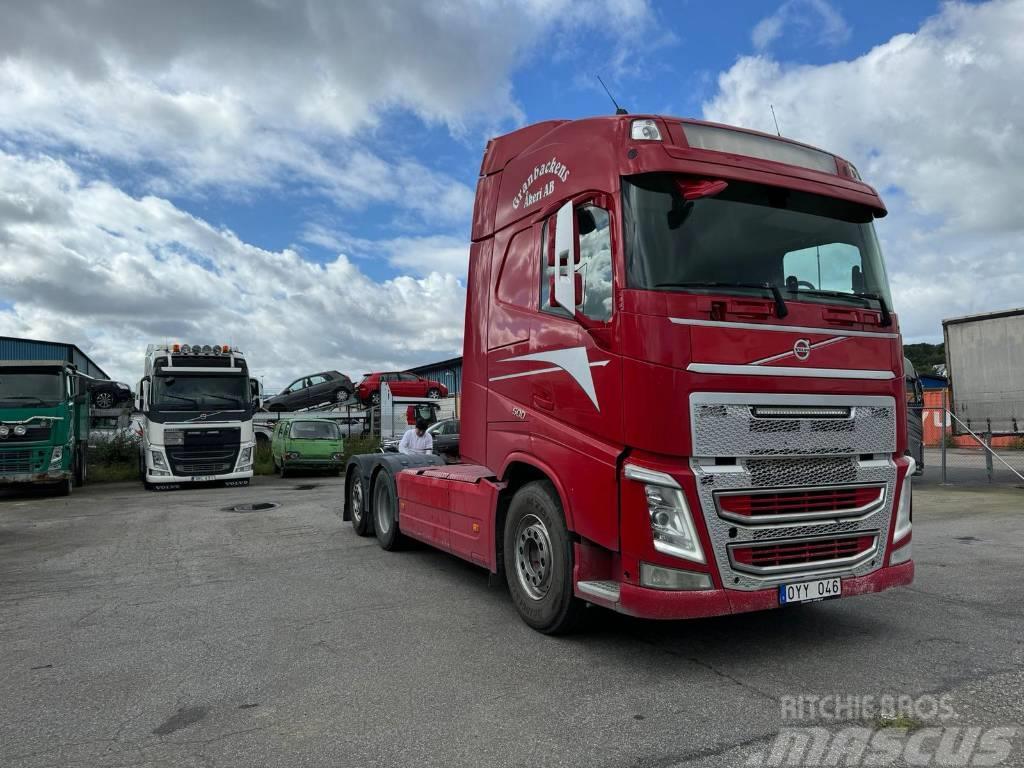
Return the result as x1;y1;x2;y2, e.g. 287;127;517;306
631;119;662;141
682;122;838;175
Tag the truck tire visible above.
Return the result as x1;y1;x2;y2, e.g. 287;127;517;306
54;475;72;496
347;466;371;536
73;444;86;487
503;480;582;634
372;470;403;550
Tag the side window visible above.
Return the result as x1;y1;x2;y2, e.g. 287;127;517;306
399;373;418;382
783;243;862;293
286;379;304;393
539;204;613;322
577;206;612;322
309;375;327;385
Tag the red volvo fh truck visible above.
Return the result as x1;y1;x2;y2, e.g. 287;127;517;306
344;115;914;633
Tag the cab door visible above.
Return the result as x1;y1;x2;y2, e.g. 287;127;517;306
486;195;623;551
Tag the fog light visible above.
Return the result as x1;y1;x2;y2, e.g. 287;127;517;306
13;425;27;436
640;563;713;591
890;539;912;566
286;452;300;460
150;469;171;477
0;426;9;438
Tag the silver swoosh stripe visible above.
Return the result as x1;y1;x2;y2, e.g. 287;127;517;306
669;317;899;339
749;336;848;366
687;363;895;380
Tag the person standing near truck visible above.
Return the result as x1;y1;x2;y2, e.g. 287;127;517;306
398;418;433;455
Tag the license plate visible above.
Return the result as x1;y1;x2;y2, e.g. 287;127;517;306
192;475;216;482
779;577;842;604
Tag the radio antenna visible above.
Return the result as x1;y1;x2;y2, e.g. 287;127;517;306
770;104;782;136
597;75;628;115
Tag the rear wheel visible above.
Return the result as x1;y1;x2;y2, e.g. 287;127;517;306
370;391;381;406
372;471;402;550
503;480;581;634
348;467;371;536
335;388;351;404
93;391;114;409
426;388;441;399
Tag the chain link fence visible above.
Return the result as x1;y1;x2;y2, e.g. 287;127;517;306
919;390;1024;486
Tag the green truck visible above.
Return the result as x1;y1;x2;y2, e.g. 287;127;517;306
0;360;90;495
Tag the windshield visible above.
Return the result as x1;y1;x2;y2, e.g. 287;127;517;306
289;421;340;440
621;174;893;308
153;374;249;411
0;369;64;406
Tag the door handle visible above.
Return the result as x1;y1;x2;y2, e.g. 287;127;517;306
532;393;554;411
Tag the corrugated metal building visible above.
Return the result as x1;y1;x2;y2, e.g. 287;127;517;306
0;335;110;380
407;356;462;396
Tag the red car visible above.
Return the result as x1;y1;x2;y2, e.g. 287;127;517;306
355;372;448;405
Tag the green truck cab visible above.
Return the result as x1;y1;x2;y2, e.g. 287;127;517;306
271;418;345;477
0;360;90;495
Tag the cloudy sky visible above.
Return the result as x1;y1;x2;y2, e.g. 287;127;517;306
0;0;1020;389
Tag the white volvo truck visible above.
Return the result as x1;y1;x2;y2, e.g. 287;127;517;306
138;344;260;489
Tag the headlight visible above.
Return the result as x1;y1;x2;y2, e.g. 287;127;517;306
893;458;915;542
50;445;64;465
13;425;27;436
286;452;301;460
625;464;705;564
238;447;252;464
332;453;343;461
151;450;168;470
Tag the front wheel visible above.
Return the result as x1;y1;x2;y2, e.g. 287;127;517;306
93;391;114;409
369;391;381;406
73;445;86;487
335;388;351;404
426;388;441;399
503;480;581;634
348;467;371;536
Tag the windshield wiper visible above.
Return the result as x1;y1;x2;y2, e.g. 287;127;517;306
198;393;244;405
656;281;788;319
788;288;892;326
159;394;199;407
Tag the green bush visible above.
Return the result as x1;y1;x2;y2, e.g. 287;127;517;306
90;431;140;464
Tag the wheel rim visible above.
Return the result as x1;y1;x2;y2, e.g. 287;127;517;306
374;482;392;535
336;390;346;402
428;389;440;399
371;393;380;405
96;393;113;408
514;514;553;601
350;479;364;523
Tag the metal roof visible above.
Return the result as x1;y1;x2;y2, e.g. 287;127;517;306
0;335;110;380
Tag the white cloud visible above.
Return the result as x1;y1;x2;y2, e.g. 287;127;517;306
0;151;465;388
0;0;655;207
707;0;1024;341
752;0;851;51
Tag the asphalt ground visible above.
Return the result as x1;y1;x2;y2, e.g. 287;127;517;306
1;476;1022;767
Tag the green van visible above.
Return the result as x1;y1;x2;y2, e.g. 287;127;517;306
271;418;344;477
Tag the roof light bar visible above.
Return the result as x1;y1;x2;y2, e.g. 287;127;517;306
682;123;837;175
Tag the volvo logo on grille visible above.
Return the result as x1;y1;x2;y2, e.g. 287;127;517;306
793;339;812;361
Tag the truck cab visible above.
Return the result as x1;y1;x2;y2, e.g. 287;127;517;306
0;360;90;495
138;344;260;489
346;115;914;633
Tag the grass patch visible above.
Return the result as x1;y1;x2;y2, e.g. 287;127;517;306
89;461;138;483
874;714;924;731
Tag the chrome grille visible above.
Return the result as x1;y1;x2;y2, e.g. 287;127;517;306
689;392;898;591
690;393;896;458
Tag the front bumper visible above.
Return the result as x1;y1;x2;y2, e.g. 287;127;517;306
145;467;253;484
609;561;914;620
0;469;71;485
